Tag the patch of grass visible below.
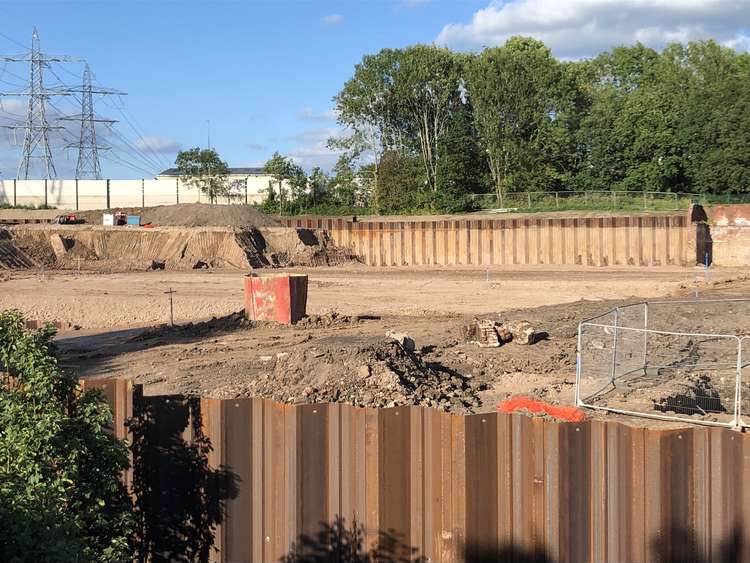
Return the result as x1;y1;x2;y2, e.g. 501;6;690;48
0;203;56;210
471;193;692;214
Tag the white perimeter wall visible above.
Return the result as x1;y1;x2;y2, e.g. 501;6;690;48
0;177;273;210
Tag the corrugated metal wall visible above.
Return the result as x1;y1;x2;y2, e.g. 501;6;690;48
87;379;749;563
282;215;691;267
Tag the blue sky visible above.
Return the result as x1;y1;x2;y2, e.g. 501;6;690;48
0;0;747;179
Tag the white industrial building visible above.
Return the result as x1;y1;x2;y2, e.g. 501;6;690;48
156;167;275;204
0;166;279;209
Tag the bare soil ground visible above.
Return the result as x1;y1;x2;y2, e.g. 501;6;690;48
0;265;720;328
3;264;748;425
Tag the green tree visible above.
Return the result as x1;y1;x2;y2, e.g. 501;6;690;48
0;310;133;562
263;152;308;213
333;46;464;195
375;150;426;213
434;101;487;212
263;152;293;213
675;41;750;194
392;45;465;192
329;155;358;207
466;37;569;197
306;166;329;208
331;48;403;193
175;147;230;203
356;163;376;207
576;43;688;192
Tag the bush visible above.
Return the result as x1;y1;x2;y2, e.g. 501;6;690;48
0;310;133;562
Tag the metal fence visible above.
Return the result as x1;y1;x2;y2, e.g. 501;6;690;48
576;298;750;427
470;190;694;211
84;377;750;562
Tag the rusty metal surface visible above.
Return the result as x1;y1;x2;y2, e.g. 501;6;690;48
280;215;690;267
92;378;750;562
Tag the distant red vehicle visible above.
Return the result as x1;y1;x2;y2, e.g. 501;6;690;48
53;213;85;225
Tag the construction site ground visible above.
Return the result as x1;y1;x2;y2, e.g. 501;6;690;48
3;264;748;425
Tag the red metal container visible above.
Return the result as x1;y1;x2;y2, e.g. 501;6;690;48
243;273;308;325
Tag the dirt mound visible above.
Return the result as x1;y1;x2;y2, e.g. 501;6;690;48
131;311;255;341
294;311;360;329
75;203;280;228
230;338;482;412
132;310;362;343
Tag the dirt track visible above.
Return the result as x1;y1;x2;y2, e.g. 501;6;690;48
0;265;720;329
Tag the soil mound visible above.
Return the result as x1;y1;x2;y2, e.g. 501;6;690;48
131;310;361;342
75;203;280;228
131;311;255;341
232;338;482;412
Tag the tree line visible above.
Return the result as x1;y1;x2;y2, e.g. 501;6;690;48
329;36;750;213
175;37;750;215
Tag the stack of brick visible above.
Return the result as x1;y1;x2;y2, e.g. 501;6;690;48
462;318;536;347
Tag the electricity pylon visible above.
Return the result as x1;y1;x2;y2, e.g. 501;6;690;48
0;27;78;179
60;64;123;179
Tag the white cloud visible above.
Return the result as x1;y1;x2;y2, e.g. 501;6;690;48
436;0;750;58
0;99;26;116
297;106;339;121
288;127;340;143
286;127;346;171
322;14;344;25
134;136;181;154
724;33;750;51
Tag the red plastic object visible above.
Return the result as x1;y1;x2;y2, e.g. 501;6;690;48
244;273;308;325
497;397;586;422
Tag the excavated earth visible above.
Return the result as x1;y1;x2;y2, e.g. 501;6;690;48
52;276;750;423
0;225;355;271
0;204;355;270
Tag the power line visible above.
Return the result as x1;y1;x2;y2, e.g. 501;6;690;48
100;151;159;177
102;95;171;170
0;27;79;179
106;126;165;173
0;28;170;179
0;30;29;51
0;61;28;88
59;63;122;179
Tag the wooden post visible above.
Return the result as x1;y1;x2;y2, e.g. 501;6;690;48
44;178;48;207
13;178;16;206
75;178;79;210
176;178;179;204
141;178;145;208
106;179;110;209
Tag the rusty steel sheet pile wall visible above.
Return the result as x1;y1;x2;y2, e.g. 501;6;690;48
281;215;690;267
91;378;750;563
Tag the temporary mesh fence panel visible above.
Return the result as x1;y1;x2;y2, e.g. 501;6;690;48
577;301;744;427
740;336;750;427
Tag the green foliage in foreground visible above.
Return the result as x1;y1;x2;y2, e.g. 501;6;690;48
0;310;133;563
